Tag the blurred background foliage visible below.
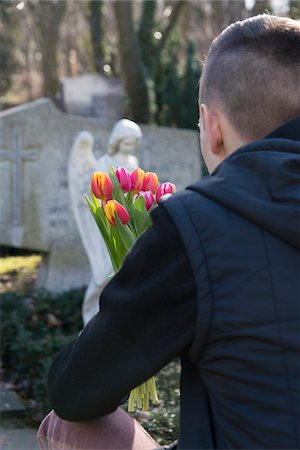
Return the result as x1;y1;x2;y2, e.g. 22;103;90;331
1;0;298;130
0;284;84;423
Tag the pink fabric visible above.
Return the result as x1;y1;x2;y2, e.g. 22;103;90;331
37;407;160;450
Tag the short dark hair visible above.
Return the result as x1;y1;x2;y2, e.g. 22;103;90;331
199;15;300;140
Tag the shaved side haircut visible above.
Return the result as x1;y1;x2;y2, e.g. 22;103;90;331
200;15;300;140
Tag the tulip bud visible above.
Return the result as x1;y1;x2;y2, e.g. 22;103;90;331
115;167;131;193
137;191;155;211
142;172;159;194
156;182;176;203
91;172;113;200
104;200;130;226
131;168;145;193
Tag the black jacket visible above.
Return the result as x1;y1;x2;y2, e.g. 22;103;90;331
48;116;300;449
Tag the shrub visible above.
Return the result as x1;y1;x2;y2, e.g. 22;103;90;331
0;289;84;422
1;288;180;443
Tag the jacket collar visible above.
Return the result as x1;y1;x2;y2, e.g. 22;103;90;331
264;115;300;142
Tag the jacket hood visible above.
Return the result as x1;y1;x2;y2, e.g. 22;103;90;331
188;116;300;250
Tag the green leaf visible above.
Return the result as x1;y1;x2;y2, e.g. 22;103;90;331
125;190;135;210
91;189;100;209
92;211;119;272
110;225;128;268
144;212;152;229
131;196;153;235
85;194;119;272
85;194;96;213
114;213;136;252
133;195;146;213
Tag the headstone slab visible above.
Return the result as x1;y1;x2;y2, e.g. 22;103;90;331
36;237;91;292
0;428;39;450
61;74;124;121
0;99;201;292
138;125;201;190
0;385;26;419
0;99;113;255
0;128;39;247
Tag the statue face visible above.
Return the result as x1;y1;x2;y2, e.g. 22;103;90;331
118;137;138;155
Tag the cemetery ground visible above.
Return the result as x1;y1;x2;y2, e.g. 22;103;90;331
0;247;180;447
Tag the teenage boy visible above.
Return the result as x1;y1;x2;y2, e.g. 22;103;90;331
38;14;300;450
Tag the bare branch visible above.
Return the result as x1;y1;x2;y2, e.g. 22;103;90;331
158;0;186;52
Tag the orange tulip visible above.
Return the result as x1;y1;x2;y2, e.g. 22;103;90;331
131;168;145;193
142;172;159;194
104;200;130;226
91;172;113;200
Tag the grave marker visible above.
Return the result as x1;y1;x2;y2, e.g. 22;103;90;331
0;129;39;227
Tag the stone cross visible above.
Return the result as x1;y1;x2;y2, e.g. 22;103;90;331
0;129;39;227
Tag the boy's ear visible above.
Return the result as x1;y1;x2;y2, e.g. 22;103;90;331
200;104;223;155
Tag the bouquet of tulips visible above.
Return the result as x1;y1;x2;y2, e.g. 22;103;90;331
85;166;176;412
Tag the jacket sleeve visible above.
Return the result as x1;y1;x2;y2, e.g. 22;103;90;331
47;204;197;421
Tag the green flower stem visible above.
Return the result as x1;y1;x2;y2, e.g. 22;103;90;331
137;389;143;409
128;390;135;412
143;392;149;412
149;376;159;403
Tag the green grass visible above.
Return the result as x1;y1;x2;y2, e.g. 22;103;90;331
0;254;41;294
0;255;41;274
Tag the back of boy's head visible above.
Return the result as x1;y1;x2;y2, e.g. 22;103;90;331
200;15;300;141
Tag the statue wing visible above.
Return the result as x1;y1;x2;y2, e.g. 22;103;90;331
68;131;113;285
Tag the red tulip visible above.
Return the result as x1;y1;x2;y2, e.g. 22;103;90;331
156;182;176;203
91;172;113;200
115;167;131;193
104;200;130;226
131;168;145;193
142;172;159;194
137;191;155;211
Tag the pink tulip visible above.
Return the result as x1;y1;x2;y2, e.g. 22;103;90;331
115;167;131;193
142;172;159;194
91;172;113;201
104;200;130;226
156;182;176;203
137;191;155;211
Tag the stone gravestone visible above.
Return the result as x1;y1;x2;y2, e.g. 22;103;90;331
0;129;39;247
0;98;201;293
0;384;26;419
61;74;123;122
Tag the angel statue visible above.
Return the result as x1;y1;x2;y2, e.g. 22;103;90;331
68;119;142;326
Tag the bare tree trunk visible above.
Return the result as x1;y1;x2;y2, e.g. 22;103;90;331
88;0;105;74
138;0;156;72
113;0;149;123
227;0;249;22
157;0;186;53
29;0;66;102
252;0;272;15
